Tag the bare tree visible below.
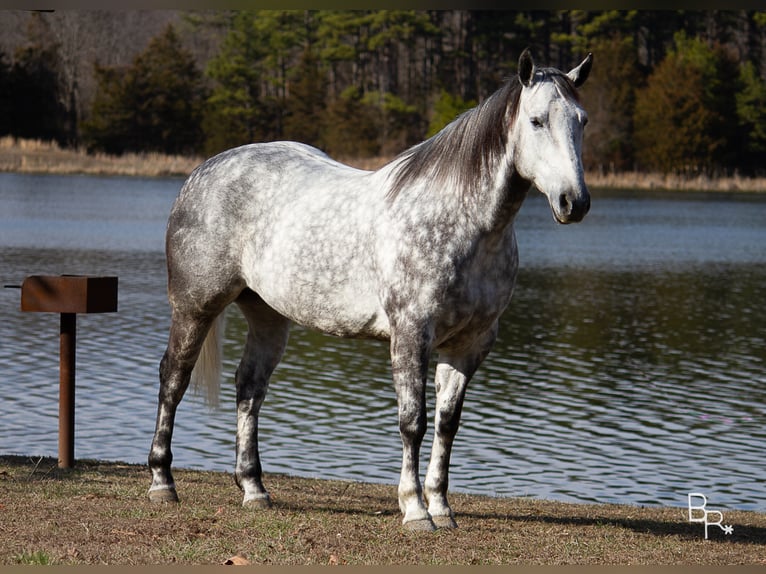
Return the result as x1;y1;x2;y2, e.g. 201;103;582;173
29;11;181;143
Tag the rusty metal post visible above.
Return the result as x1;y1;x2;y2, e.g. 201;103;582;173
59;313;77;468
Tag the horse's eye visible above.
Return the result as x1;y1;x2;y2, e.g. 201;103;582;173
531;118;544;129
582;117;589;127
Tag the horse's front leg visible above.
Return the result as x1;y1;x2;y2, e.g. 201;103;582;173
424;329;496;528
391;326;434;531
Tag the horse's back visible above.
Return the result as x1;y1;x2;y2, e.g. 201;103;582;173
175;142;366;209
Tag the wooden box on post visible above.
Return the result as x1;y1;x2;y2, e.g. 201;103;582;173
19;275;118;469
21;275;118;314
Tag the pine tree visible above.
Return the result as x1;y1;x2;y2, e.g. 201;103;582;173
283;47;327;147
83;24;206;155
736;60;766;174
633;31;740;175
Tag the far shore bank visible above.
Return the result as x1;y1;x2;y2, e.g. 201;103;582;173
1;136;765;193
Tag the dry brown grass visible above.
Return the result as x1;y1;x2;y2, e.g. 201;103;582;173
2;137;765;192
586;169;766;193
2;456;766;565
0;137;202;178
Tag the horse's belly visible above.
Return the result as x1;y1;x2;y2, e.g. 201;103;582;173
243;248;390;339
300;297;391;339
267;285;390;339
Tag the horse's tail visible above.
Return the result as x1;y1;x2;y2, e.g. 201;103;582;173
190;313;225;407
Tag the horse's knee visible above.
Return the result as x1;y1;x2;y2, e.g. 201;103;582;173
435;407;461;438
398;405;426;443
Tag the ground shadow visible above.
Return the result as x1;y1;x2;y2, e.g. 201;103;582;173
1;455;146;480
458;508;766;546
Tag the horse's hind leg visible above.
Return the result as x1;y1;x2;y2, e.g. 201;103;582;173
233;289;291;508
148;308;218;502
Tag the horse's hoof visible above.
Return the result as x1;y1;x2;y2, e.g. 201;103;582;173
147;487;179;503
432;515;458;529
403;518;436;532
243;496;272;509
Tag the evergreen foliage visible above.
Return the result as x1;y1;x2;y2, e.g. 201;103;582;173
426;91;477;139
736;60;766;171
634;32;741;175
83;24;206;155
2;10;766;175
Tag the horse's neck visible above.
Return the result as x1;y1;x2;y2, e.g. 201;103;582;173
379;142;529;241
494;165;533;226
457;155;531;238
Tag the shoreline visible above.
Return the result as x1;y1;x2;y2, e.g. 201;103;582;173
3;455;766;565
1;137;765;193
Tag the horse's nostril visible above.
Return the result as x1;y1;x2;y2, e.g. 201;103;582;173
556;192;590;223
571;195;590;221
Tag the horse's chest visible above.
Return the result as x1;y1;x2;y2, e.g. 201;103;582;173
438;241;518;334
381;223;518;343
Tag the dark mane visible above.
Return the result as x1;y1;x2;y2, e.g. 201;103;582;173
386;69;579;201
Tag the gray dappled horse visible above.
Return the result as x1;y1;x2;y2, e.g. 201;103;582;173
148;49;593;531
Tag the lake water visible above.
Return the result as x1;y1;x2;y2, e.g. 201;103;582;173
1;172;765;512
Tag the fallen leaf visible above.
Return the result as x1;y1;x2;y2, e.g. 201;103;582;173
223;555;250;566
328;554;339;565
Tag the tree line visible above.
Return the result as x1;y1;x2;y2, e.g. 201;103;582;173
2;10;765;176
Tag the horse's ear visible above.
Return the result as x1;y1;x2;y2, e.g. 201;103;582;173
567;52;593;88
518;48;535;87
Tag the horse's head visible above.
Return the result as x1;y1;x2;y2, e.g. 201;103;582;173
513;49;592;224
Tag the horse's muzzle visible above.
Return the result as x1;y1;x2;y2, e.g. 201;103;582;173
556;190;590;224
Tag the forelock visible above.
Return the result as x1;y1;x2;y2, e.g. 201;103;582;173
535;68;580;103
